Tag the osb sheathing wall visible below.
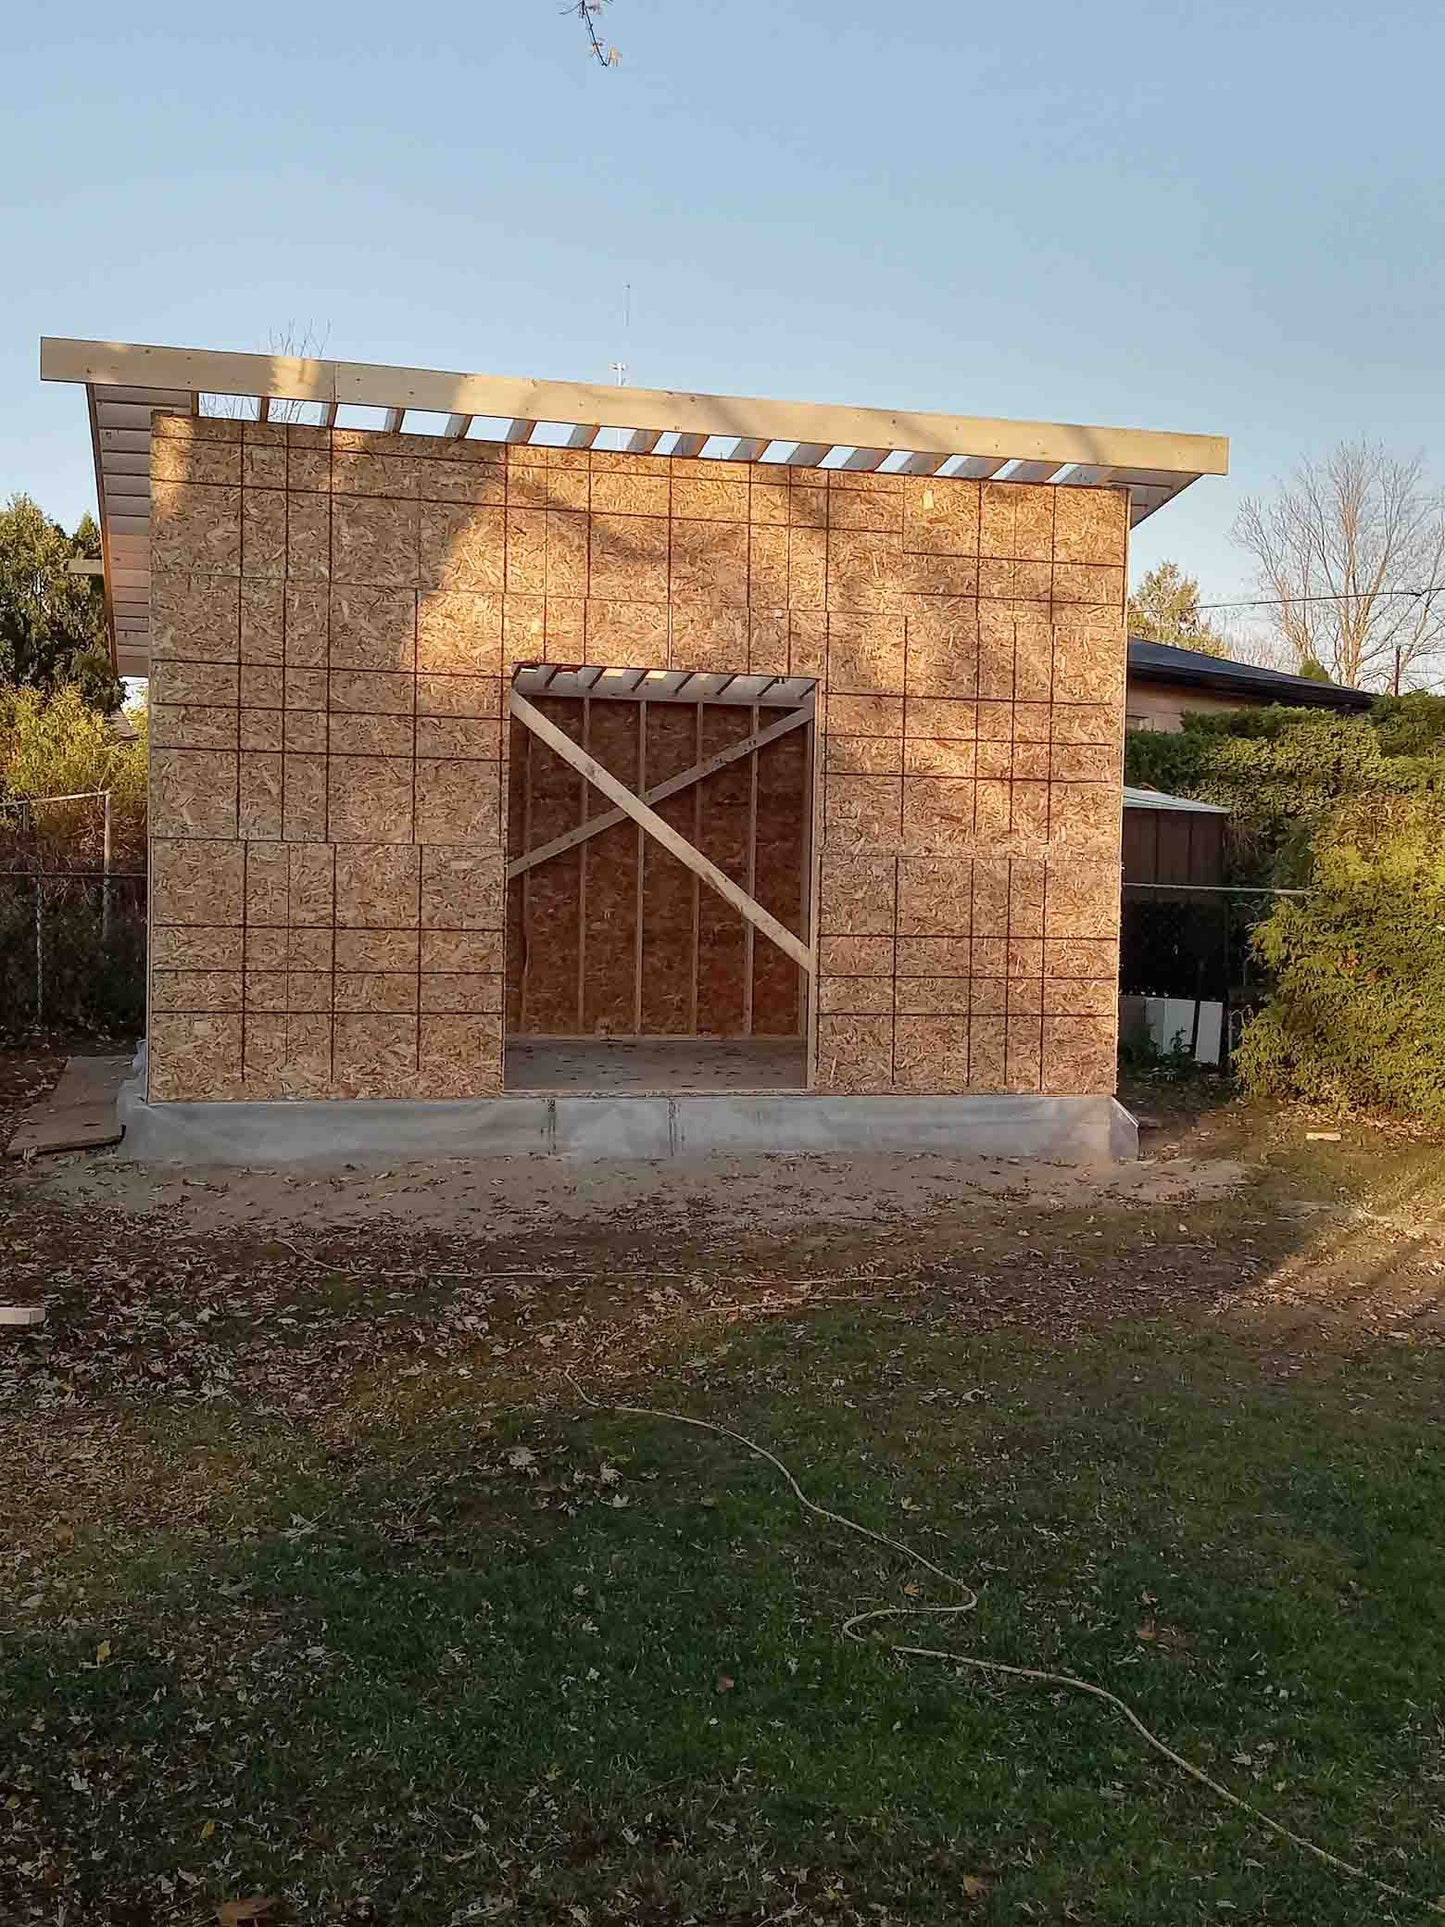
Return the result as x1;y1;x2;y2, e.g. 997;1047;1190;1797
145;413;1128;1103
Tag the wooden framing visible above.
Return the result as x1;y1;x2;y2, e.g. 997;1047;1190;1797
577;697;591;1028
506;700;814;880
632;702;646;1035
743;704;759;1033
689;702;702;1033
511;665;813;709
802;708;820;1093
509;689;815;977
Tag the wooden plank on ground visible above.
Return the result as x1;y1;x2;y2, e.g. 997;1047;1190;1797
6;1055;130;1158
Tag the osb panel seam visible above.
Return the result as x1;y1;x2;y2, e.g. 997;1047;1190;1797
148;418;1127;1103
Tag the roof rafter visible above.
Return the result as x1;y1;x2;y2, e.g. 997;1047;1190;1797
41;338;1228;476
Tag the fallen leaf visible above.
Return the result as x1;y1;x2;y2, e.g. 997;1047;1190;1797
716;1674;735;1692
961;1873;990;1899
218;1901;276;1926
95;1640;111;1665
200;1818;216;1840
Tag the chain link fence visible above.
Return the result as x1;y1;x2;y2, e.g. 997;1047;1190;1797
0;870;147;1042
1121;884;1295;1065
0;867;1290;1056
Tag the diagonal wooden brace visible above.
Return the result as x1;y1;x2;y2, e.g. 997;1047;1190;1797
507;700;813;881
509;688;814;976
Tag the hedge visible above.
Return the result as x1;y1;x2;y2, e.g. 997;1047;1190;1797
1234;795;1445;1123
1124;695;1445;886
1123;695;1445;1121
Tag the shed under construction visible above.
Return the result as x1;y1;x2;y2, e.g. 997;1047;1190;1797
42;337;1227;1161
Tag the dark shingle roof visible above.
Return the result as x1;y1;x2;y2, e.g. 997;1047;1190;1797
1127;638;1373;712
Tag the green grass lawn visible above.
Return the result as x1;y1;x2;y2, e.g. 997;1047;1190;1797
5;1298;1444;1925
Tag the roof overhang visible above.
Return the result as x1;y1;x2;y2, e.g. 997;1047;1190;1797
42;336;1230;679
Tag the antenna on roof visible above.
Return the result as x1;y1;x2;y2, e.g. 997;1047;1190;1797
609;283;632;386
567;0;620;67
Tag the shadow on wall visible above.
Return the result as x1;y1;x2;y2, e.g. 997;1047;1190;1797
143;419;1129;1102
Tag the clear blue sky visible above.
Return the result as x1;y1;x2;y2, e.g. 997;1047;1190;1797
5;0;1443;613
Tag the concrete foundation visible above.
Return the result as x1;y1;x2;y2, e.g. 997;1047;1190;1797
116;1078;1138;1168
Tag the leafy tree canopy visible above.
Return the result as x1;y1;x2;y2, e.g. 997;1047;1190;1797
1235;793;1445;1123
1124;696;1445;1121
0;681;148;874
1371;690;1445;755
0;495;121;711
1127;560;1228;655
1124;699;1445;886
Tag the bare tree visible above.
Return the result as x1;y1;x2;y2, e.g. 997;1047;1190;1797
1208;623;1293;674
207;325;331;424
1232;441;1445;692
570;0;620;66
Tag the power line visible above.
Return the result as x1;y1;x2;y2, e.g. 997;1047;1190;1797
1197;586;1445;612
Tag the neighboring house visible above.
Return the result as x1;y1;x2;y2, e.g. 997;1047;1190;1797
1125;638;1372;731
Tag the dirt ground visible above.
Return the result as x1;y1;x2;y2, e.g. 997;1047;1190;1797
4;1052;1445;1927
0;1043;1258;1242
28;1132;1251;1238
3;1052;1444;1397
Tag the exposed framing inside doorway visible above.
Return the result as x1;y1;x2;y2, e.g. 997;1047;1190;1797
504;664;818;1095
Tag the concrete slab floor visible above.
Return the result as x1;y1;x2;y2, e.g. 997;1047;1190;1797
503;1036;808;1095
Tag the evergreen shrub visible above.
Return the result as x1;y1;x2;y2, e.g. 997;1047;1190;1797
1124;697;1445;1121
1235;795;1445;1122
